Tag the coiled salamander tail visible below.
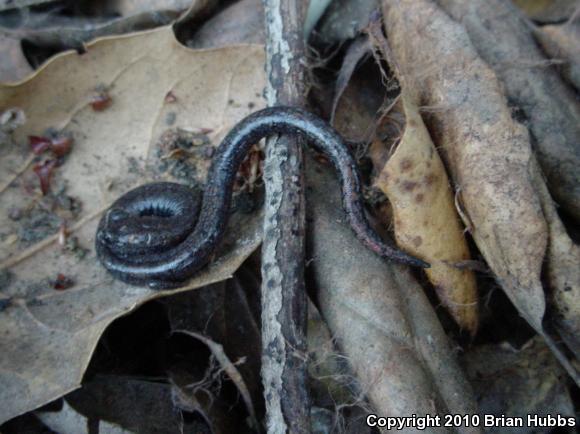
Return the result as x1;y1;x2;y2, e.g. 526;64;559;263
95;106;430;289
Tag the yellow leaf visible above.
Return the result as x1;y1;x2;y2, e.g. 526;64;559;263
373;93;478;335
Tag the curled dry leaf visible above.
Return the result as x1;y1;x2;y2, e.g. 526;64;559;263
383;0;547;330
306;158;480;434
529;160;580;357
0;27;266;423
436;0;580;221
372;93;478;335
383;0;580;381
535;21;580;92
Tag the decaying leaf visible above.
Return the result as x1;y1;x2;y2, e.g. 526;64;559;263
306;158;480;434
372;93;478;335
437;0;580;222
461;338;575;434
383;0;546;329
0;27;266;423
529;160;580;357
535;21;580;92
383;0;579;381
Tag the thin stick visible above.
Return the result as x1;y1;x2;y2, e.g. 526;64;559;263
261;0;310;432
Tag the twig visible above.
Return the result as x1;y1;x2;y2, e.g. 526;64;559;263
261;0;310;433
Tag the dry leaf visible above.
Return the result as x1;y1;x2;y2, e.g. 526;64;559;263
329;35;372;125
461;338;575;434
529;160;580;357
306;158;480;434
372;93;478;335
0;27;266;423
383;0;580;382
383;0;547;330
330;60;391;143
436;0;580;221
535;21;580;92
